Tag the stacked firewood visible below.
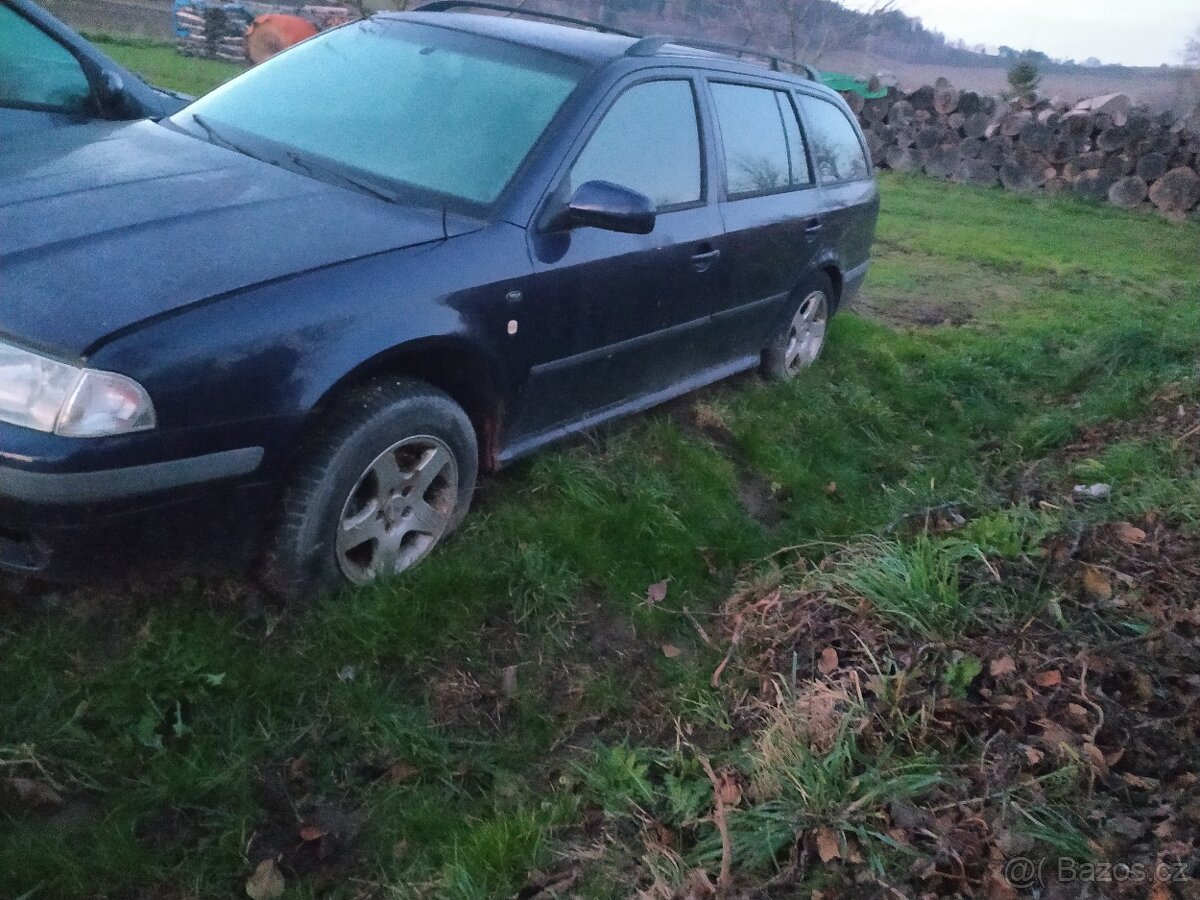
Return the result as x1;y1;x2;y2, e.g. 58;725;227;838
174;1;357;62
847;81;1200;221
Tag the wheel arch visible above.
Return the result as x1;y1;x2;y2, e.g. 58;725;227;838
307;336;507;473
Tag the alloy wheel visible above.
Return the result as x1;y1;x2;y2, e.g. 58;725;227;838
335;435;458;584
784;290;829;374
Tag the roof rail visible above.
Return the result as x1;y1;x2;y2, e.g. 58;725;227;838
411;1;640;38
412;2;819;81
625;35;818;80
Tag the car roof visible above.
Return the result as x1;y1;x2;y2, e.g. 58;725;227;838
383;10;822;90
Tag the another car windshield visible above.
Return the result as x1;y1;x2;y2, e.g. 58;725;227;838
172;19;584;209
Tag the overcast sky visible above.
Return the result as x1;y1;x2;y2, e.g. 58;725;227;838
844;0;1200;67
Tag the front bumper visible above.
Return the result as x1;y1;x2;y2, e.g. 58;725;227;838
0;444;271;579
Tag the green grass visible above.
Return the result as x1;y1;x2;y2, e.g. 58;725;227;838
3;51;1200;898
91;35;246;96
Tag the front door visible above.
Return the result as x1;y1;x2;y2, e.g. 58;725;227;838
512;75;730;443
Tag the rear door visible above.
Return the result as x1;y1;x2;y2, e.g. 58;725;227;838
513;74;731;442
795;91;879;299
704;77;827;355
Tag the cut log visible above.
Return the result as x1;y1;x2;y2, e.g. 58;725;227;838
1019;120;1053;153
946;112;966;132
894;127;919;148
1073;150;1107;171
933;87;961;116
1073;170;1113;202
1097;126;1130;153
952;158;1000;187
984;139;1010;166
1149;167;1200;213
841;91;866;116
1000;156;1045;192
916;127;945;151
1101;154;1134;181
963;112;991;140
1071;93;1131;127
924;146;961;179
957;91;983;118
959;138;985;159
886;99;915;126
864;131;886;167
1000;111;1032;138
908;85;936;112
885;146;919;172
1168;150;1196;170
1044;176;1070;196
1108;175;1148;209
1135;152;1169;183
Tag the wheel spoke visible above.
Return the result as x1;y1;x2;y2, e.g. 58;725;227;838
371;449;406;496
411;444;451;497
338;500;385;552
405;499;445;536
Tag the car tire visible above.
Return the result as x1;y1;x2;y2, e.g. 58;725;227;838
761;274;834;382
262;378;478;603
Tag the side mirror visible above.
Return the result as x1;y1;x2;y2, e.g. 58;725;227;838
547;180;657;235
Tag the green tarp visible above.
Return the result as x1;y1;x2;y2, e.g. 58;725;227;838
817;70;887;99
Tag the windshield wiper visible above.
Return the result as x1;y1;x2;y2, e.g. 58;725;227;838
284;151;399;205
190;113;267;163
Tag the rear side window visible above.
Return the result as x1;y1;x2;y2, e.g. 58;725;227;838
799;96;871;184
0;5;92;113
569;80;702;209
710;83;811;198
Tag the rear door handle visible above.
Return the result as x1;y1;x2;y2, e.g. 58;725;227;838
691;248;721;272
805;219;824;235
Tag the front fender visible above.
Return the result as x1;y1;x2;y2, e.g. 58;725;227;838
88;222;532;478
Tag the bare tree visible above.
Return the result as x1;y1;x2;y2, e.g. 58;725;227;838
731;0;898;66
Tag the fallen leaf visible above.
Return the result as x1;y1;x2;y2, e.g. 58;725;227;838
1035;669;1062;688
989;656;1016;678
1082;567;1113;600
661;643;682;659
1023;746;1045;765
245;859;285;900
814;825;841;863
2;777;64;808
818;647;839;675
715;771;742;808
384;762;419;785
1114;522;1147;544
298;825;326;842
1121;772;1158;790
825;481;838;495
1081;742;1108;776
500;664;518;698
646;580;669;605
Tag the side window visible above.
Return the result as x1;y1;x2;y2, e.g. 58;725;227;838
799;95;871;184
569;80;702;209
710;82;811;198
0;6;92;113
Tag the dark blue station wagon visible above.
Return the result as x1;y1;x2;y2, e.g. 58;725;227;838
0;3;879;599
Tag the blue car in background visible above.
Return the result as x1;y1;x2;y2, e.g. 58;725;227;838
0;0;188;135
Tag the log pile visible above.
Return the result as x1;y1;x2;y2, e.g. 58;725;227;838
174;1;357;62
850;82;1200;221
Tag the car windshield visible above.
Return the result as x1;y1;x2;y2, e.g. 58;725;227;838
172;19;584;210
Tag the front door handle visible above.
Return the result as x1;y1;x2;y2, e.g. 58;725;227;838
805;218;824;236
691;247;721;272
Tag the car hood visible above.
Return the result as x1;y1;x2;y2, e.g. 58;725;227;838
0;120;479;357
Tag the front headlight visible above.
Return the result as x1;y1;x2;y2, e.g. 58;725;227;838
0;341;156;437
